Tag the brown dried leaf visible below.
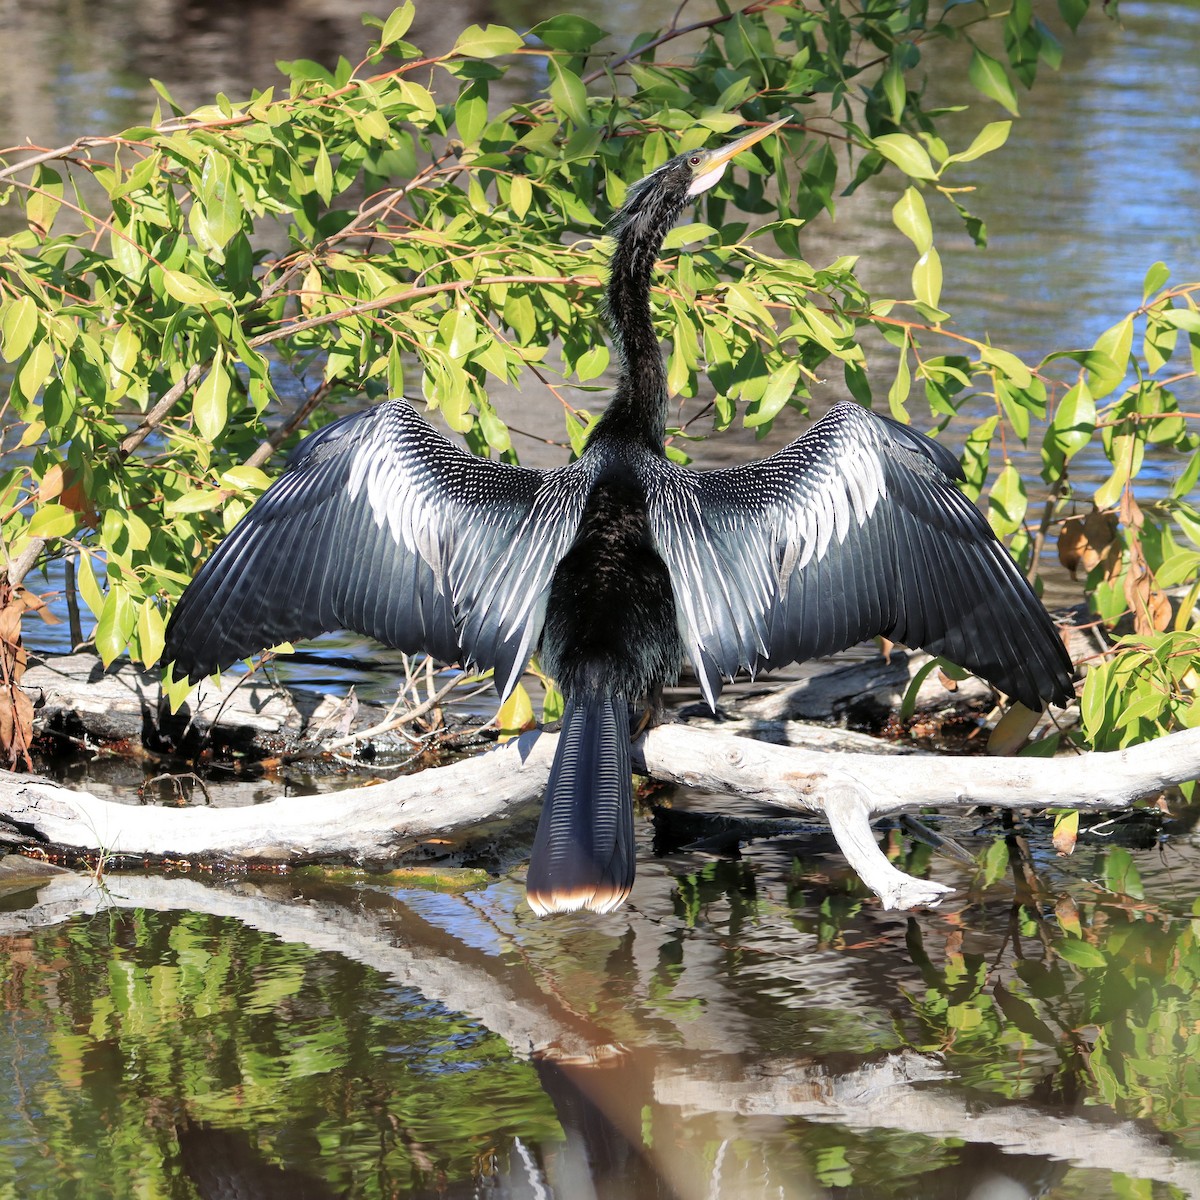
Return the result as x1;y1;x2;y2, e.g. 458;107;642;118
987;701;1041;755
1054;893;1081;933
1149;589;1171;631
1057;518;1088;575
1052;815;1078;857
0;581;34;769
937;668;958;692
1118;489;1144;531
1058;509;1118;576
36;463;64;503
1123;552;1172;636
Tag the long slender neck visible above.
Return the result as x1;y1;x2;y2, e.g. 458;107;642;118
592;182;687;452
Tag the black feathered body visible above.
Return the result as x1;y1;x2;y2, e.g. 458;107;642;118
541;464;683;700
164;138;1074;916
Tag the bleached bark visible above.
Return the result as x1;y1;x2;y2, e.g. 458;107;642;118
3;723;1197;910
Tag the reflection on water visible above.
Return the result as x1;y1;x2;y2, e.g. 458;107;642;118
4;819;1200;1198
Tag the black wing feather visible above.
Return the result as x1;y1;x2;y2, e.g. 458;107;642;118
645;402;1074;710
164;400;592;695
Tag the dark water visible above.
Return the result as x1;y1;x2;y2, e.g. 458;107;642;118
3;1;1200;1196
5;817;1200;1198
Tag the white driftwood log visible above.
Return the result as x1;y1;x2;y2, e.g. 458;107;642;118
3;724;1198;910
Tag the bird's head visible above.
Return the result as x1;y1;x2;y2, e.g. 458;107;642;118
612;117;790;240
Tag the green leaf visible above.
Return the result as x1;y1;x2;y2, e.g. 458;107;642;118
529;15;605;51
892;187;932;253
161;269;223;307
873;133;937;180
135;599;166;667
744;360;800;427
987;462;1027;536
95;584;137;666
26;502;77;539
165;490;226;515
969;49;1019;115
452;23;523;59
575;344;609;382
1046;379;1095;464
455;82;488;145
996;377;1031;441
547;59;589;126
76;553;104;620
1162;306;1200;335
1089;316;1133;397
947;120;1012;164
18;340;54;402
221;465;272;492
960;417;998;501
1055;937;1107;970
1142;260;1170;300
496;681;534;740
27;165;64;235
193;351;231;443
379;3;415;46
980;344;1032;388
1094;432;1143;509
881;57;906;124
196;152;242;250
982;837;1010;887
509;174;532;220
888;349;911;421
1;295;38;363
313;140;334;203
107;323;141;396
912;247;942;309
1057;0;1087;31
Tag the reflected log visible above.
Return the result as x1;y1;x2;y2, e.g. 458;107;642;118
2;724;1199;910
4;869;1198;1197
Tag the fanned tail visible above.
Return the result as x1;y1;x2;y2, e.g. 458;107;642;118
526;692;635;916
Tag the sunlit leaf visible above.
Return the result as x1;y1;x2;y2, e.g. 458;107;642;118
968;49;1019;115
379;2;415;46
947;121;1011;164
1;295;38;363
892;187;932;253
987;462;1027;536
161;269;223;307
496;682;534;741
873;133;937;180
193;351;231;443
452;24;523;58
912;247;942;308
529;15;605;51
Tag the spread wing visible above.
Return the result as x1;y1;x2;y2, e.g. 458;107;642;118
644;401;1074;711
163;399;592;698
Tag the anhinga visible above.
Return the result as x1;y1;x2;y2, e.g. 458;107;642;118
164;118;1074;915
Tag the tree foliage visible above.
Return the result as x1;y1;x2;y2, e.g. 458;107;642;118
0;0;1197;742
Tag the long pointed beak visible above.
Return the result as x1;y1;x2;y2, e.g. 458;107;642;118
706;115;790;170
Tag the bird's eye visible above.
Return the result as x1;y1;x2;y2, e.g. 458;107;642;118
688;155;702;166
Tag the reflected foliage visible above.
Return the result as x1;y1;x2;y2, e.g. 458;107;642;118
4;832;1200;1196
0;907;558;1197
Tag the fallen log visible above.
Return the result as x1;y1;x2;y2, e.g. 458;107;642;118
3;722;1197;911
